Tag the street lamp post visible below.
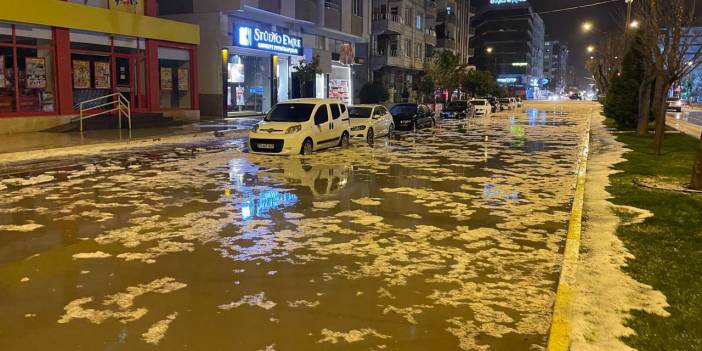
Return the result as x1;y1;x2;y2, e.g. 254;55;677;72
486;47;497;76
625;0;634;29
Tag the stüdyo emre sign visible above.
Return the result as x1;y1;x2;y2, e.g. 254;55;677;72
234;26;303;56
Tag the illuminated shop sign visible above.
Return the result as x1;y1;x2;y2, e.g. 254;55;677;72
234;26;303;56
490;0;527;4
497;77;518;84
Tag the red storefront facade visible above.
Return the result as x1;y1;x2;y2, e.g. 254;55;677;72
0;0;200;132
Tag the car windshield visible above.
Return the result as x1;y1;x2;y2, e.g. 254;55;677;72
500;99;510;103
348;107;373;118
265;103;315;122
446;101;468;109
471;100;486;106
390;104;418;116
667;98;679;102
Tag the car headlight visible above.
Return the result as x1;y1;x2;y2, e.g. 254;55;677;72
252;124;260;133
676;101;682;106
351;125;367;131
285;125;302;134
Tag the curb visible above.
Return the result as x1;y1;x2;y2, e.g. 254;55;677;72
546;110;593;351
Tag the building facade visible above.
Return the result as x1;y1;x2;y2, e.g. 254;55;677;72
0;0;200;134
470;0;544;98
434;0;475;65
370;0;437;102
543;40;569;94
161;0;371;117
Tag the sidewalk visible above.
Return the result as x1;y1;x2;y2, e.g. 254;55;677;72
0;118;259;165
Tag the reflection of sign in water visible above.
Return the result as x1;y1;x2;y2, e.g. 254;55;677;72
510;125;526;148
234;26;303;56
72;60;90;89
241;191;299;220
94;62;111;89
25;57;47;89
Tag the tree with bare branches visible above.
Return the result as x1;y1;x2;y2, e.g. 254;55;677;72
585;32;626;94
636;0;702;154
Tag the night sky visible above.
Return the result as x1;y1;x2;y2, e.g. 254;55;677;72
473;0;625;87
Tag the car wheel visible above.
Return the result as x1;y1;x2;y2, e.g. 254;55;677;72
366;128;374;144
339;132;350;148
300;138;314;155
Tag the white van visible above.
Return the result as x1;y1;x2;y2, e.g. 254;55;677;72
248;99;351;155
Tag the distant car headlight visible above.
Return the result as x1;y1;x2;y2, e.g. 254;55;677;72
351;125;367;131
676;101;682;106
285;125;302;134
252;124;260;133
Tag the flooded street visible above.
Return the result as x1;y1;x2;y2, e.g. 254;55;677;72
0;102;593;350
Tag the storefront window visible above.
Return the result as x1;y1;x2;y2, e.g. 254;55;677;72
158;47;191;109
0;46;15;113
276;56;289;104
0;23;55;114
226;54;270;114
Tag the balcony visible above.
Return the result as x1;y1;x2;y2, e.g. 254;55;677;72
372;46;413;69
372;12;406;35
295;0;317;22
437;11;457;25
437;37;455;50
424;28;437;46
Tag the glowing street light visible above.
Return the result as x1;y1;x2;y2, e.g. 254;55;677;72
486;47;493;54
582;22;593;32
587;45;595;53
630;20;640;29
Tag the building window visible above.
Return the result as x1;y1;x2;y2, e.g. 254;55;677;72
404;39;411;57
352;0;363;17
0;23;56;115
415;43;422;59
404;8;412;27
158;47;192;109
416;15;423;30
227;54;270;114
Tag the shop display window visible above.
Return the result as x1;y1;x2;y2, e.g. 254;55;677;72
70;53;111;108
0;23;55;114
158;47;192;109
226;54;271;114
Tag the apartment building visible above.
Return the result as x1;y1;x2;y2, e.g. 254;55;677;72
544;40;569;94
0;0;199;134
370;0;437;101
160;0;371;117
434;0;475;65
471;0;545;98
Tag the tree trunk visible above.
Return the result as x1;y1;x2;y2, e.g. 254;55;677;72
692;132;702;189
637;80;653;136
651;78;669;155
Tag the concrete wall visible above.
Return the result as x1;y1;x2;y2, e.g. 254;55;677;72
0;115;74;135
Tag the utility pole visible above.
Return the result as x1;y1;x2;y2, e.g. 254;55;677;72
625;0;634;28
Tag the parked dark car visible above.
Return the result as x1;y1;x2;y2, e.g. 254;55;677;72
441;100;474;119
569;93;583;101
389;103;435;130
486;97;501;112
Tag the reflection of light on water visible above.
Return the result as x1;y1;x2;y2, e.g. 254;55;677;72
511;125;526;148
241;190;299;220
483;183;520;206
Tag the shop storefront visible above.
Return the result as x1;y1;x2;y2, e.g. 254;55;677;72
225;21;303;116
0;1;199;133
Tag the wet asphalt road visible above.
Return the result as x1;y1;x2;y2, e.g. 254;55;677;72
0;102;593;350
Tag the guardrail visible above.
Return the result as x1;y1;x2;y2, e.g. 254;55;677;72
79;93;131;133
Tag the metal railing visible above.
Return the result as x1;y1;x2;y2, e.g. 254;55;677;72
79;93;131;133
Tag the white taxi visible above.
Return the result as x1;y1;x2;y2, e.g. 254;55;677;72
348;105;394;144
248;99;351;155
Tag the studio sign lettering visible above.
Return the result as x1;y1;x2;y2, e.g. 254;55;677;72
235;26;303;56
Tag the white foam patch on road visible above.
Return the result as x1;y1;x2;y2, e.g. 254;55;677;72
317;328;390;344
0;223;43;232
219;292;277;310
142;312;178;345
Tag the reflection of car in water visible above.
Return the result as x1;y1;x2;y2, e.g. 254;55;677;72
280;159;351;197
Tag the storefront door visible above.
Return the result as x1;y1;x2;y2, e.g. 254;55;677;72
114;54;137;110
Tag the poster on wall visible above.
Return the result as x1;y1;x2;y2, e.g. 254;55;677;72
228;63;245;83
72;60;91;89
0;56;5;89
235;86;245;106
94;62;111;89
329;79;350;105
25;57;47;89
177;68;189;91
160;67;173;91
